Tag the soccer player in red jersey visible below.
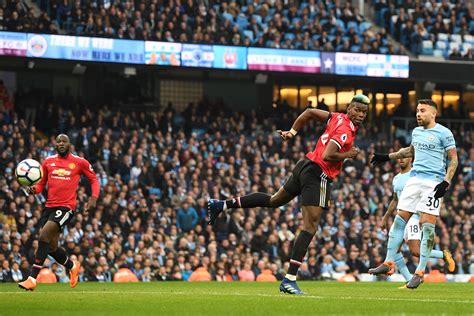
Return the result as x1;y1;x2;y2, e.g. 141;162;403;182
18;134;100;291
208;94;369;294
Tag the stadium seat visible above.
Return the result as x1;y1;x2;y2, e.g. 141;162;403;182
435;41;447;51
449;42;460;51
351;45;361;52
421;40;433;55
437;33;449;42
243;30;254;41
347;21;358;32
359;22;372;33
433;49;444;57
450;34;462;43
284;33;295;42
236;14;249;29
462;43;472;54
252;14;262;26
464;35;474;44
222;12;234;23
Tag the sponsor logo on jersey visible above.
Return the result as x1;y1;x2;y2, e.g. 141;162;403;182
412;141;435;150
52;169;71;177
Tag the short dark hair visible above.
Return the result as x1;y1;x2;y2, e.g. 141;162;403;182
418;99;437;109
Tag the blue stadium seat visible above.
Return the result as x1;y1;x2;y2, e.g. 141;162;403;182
435;40;447;52
450;34;462;43
292;17;301;26
223;12;234;23
359;21;372;33
243;30;254;41
421;40;433;55
379;47;388;54
311;34;320;42
265;40;274;47
252;14;262;26
284;33;295;41
237;14;248;29
437;33;449;42
347;21;358;31
449;42;460;52
464;35;474;44
351;45;360;52
433;49;444;57
462;43;472;54
336;19;345;32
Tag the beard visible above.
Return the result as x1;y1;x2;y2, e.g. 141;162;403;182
57;148;69;157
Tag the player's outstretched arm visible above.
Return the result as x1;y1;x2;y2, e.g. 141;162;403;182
370;145;414;165
278;109;330;140
381;193;398;232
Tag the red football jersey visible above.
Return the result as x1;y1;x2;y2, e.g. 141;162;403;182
306;112;357;179
34;153;100;211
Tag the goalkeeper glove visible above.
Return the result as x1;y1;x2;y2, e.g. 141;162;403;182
370;153;390;165
433;180;449;199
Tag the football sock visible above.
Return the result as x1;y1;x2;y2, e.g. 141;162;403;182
31;241;50;279
287;230;314;277
226;193;271;209
385;215;407;262
393;252;412;281
417;223;436;273
430;249;444;259
49;247;74;270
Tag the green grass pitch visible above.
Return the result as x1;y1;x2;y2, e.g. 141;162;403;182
0;282;472;315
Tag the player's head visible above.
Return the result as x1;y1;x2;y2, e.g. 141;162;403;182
397;156;412;170
55;134;71;157
416;99;437;127
347;94;369;126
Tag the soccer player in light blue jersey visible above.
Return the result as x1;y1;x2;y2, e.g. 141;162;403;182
377;156;455;286
369;99;458;289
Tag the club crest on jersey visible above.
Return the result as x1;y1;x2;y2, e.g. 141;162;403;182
427;135;435;142
68;163;76;169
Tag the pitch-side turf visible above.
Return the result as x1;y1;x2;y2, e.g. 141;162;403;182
0;282;473;315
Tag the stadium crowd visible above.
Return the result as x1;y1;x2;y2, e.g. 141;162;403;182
0;0;404;53
375;0;474;58
0;98;472;283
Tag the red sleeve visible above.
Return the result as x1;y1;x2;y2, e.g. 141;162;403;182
81;158;100;198
34;160;48;193
330;126;351;150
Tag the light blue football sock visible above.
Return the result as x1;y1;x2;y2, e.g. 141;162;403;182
430;250;444;259
393;252;412;281
385;215;407;262
417;223;436;273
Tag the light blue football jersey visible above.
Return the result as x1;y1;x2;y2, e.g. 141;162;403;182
410;123;456;181
392;171;411;198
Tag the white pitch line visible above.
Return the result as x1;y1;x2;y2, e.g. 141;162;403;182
1;290;472;304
